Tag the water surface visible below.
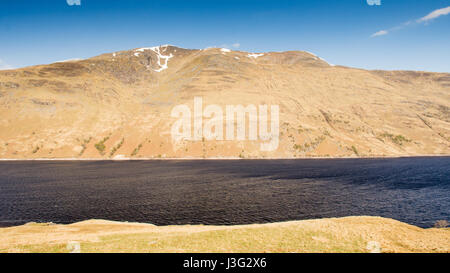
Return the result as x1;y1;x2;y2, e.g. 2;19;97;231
0;157;449;227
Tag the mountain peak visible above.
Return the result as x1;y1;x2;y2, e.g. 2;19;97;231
0;45;448;159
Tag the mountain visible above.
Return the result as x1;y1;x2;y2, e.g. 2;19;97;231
0;45;449;159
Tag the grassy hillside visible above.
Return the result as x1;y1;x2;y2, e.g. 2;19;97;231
0;46;449;159
1;216;448;253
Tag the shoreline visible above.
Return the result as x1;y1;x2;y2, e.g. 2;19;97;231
0;215;443;229
0;154;449;161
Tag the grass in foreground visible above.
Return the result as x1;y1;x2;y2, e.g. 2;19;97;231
0;216;448;253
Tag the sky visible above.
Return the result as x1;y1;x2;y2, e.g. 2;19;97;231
0;0;449;72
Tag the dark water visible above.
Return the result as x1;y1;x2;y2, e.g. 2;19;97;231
0;157;449;228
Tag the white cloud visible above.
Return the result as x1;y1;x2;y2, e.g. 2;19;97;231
417;6;450;23
371;6;450;37
219;43;241;49
0;59;13;70
371;30;388;37
66;0;81;6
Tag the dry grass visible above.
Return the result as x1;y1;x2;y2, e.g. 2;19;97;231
0;216;448;253
0;46;449;159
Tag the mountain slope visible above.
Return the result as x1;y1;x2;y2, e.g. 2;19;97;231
0;45;449;159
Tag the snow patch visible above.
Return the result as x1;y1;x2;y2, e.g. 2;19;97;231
135;46;174;72
247;53;264;59
221;48;231;53
318;56;335;66
55;58;82;63
304;51;335;66
304;51;318;60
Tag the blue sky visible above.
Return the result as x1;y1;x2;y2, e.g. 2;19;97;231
0;0;449;72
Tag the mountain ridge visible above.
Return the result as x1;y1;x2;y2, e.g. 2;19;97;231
0;45;449;159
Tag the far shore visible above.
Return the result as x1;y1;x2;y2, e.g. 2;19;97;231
0;154;449;161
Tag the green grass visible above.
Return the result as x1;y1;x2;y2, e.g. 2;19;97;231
95;136;110;155
293;135;326;153
78;137;92;156
7;226;366;253
131;143;143;157
83;228;364;253
379;133;411;146
2;217;448;253
32;146;40;154
110;138;124;157
351;145;359;156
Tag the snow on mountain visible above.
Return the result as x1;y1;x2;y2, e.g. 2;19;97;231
247;53;264;59
135;45;174;72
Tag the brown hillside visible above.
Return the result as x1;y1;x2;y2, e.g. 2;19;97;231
0;45;449;159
